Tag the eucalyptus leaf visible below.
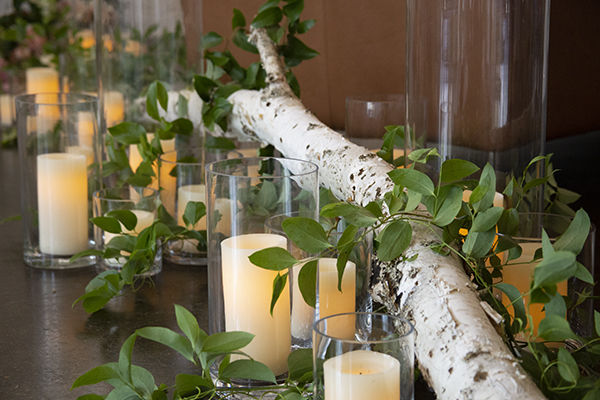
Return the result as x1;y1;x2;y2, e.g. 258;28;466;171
232;9;246;29
183;201;206;228
463;229;496;258
107;210;138;232
495;283;527;331
219;359;277;383
319;203;378;228
108;122;146;146
270;272;288;315
553;209;591;255
297;260;317;308
201;331;254;354
388;168;435;197
91;216;122;234
287;348;313;382
533;251;577;289
136;327;195;363
557;347;580;383
433;185;462;227
71;363;121;389
440;159;480;183
544;291;567;319
202;31;223;49
375;220;412;262
471;207;503;232
282;217;331;253
537;315;578;341
174;304;202;351
249;247;298;271
118;333;137;384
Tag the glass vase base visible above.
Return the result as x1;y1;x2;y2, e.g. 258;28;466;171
23;249;96;270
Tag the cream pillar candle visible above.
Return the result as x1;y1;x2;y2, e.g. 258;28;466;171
176;184;206;253
0;94;14;125
37;153;88;255
318;258;357;339
78;111;95;148
502;242;568;334
26;67;59;94
323;350;401;400
291;257;357;340
221;233;291;376
105;91;125;128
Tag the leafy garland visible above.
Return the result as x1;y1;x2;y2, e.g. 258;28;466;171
67;1;599;399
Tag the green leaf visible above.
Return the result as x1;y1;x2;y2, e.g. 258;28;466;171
440;159;480;183
255;180;278;210
471;207;503;232
202;31;223;49
249;247;298;271
532;251;577;289
471;164;497;213
193;75;219;103
573;262;595;284
404;189;422;213
319;203;378;228
495;283;527;330
183;201;206;228
107;210;138;232
375;220;412;262
544;291;566;319
282;217;331;254
136;327;195;363
118;333;137;384
283;0;304;23
201;331;255;354
174;305;202;351
251;7;284;28
170;118;194;136
232;29;259;54
270;272;288;316
557;347;580;383
282;36;319;67
131;365;157;397
205;136;236;151
433;185;462;226
91;217;122;234
553;209;591;255
71;363;121;389
232;9;246;29
146;81;168;121
537;315;578;341
287;348;313;381
108;122;146;146
582;387;600;400
219;359;277;383
388;168;435;197
463;229;496;258
297;19;316;34
595;311;600;336
297;260;317;308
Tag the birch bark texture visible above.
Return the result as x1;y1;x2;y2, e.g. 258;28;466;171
181;27;547;400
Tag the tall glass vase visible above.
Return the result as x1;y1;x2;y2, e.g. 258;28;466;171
405;0;551;211
205;157;319;387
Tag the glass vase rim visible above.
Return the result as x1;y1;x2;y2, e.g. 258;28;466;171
313;312;414;343
158;148;244;165
346;93;405;104
14;92;99;106
205;157;319;179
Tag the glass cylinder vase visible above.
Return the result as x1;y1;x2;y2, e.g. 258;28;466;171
16;93;101;269
205;157;319;385
405;0;550;210
94;0;203;132
158;148;242;266
313;312;415;400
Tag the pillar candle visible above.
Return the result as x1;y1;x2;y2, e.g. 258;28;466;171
221;233;291;376
291;258;356;340
176;184;206;253
0;94;14;125
324;350;400;400
104;91;124;128
37;153;88;255
502;242;568;334
26;67;59;94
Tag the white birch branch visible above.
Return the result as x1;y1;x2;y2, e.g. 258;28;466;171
178;27;547;400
